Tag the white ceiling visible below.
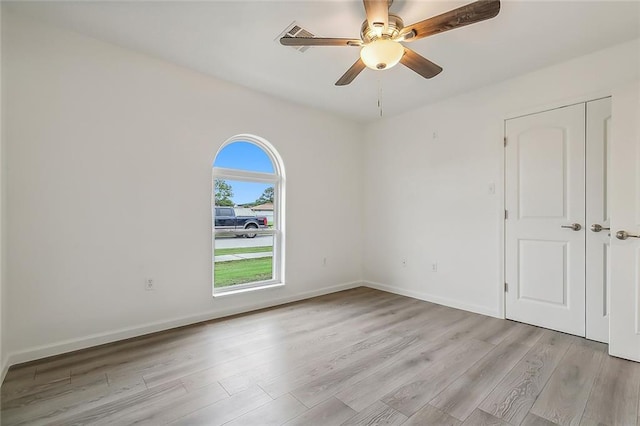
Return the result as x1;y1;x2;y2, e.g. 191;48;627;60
6;1;640;122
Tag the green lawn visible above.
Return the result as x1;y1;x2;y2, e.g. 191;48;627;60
214;257;273;288
214;245;272;256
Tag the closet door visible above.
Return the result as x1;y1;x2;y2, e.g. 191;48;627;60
585;97;611;343
609;83;640;362
505;103;586;336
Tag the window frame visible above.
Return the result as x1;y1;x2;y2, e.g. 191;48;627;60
212;135;285;296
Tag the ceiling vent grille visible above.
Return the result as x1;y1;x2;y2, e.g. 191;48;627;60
277;22;315;53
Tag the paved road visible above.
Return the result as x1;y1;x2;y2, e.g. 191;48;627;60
214;235;273;249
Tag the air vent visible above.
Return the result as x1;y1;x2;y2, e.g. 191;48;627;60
276;22;316;53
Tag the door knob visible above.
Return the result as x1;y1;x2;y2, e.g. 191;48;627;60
561;223;582;231
590;224;610;232
616;230;640;240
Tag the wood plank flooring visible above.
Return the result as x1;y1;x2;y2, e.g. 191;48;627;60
1;287;639;425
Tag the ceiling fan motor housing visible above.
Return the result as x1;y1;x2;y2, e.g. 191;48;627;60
361;14;404;43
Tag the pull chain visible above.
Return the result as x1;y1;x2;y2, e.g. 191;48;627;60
377;78;384;118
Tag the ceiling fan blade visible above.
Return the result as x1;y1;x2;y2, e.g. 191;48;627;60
400;48;443;79
280;37;362;47
403;0;500;42
363;0;389;31
335;58;366;86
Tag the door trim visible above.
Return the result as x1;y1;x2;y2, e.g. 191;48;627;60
504;91;613;121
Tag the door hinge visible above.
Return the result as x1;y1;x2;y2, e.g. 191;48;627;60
504;282;508;292
503;136;507;147
504;210;508;220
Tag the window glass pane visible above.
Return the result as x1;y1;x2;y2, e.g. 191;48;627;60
213;178;276;290
214;234;274;289
214;179;274;214
214;141;275;173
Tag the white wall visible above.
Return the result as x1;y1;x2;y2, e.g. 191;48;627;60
363;39;640;318
3;12;363;364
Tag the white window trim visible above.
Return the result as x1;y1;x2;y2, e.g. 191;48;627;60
213;167;277;184
212;134;285;297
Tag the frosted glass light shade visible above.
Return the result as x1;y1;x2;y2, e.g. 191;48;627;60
360;39;404;70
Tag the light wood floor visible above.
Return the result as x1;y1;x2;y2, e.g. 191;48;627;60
2;287;639;426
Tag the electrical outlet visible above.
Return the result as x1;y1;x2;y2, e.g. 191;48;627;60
145;279;155;291
431;262;438;272
322;257;327;267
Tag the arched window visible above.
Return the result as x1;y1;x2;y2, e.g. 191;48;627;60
212;135;285;295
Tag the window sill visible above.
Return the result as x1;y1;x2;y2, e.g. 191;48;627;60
212;282;284;298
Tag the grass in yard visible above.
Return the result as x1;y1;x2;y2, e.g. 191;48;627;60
214;245;272;256
214;257;273;288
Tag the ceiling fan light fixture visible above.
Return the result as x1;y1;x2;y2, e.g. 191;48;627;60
360;39;404;70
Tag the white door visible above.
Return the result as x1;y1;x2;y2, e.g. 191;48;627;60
505;103;586;336
609;82;640;362
585;97;612;343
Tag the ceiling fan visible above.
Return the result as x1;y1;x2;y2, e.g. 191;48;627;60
280;0;501;86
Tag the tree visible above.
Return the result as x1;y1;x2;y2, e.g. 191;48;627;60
215;179;234;206
255;186;274;205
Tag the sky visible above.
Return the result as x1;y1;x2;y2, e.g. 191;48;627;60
214;141;274;205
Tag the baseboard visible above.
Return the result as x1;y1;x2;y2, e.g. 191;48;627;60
1;357;9;385
6;280;362;368
364;280;501;319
